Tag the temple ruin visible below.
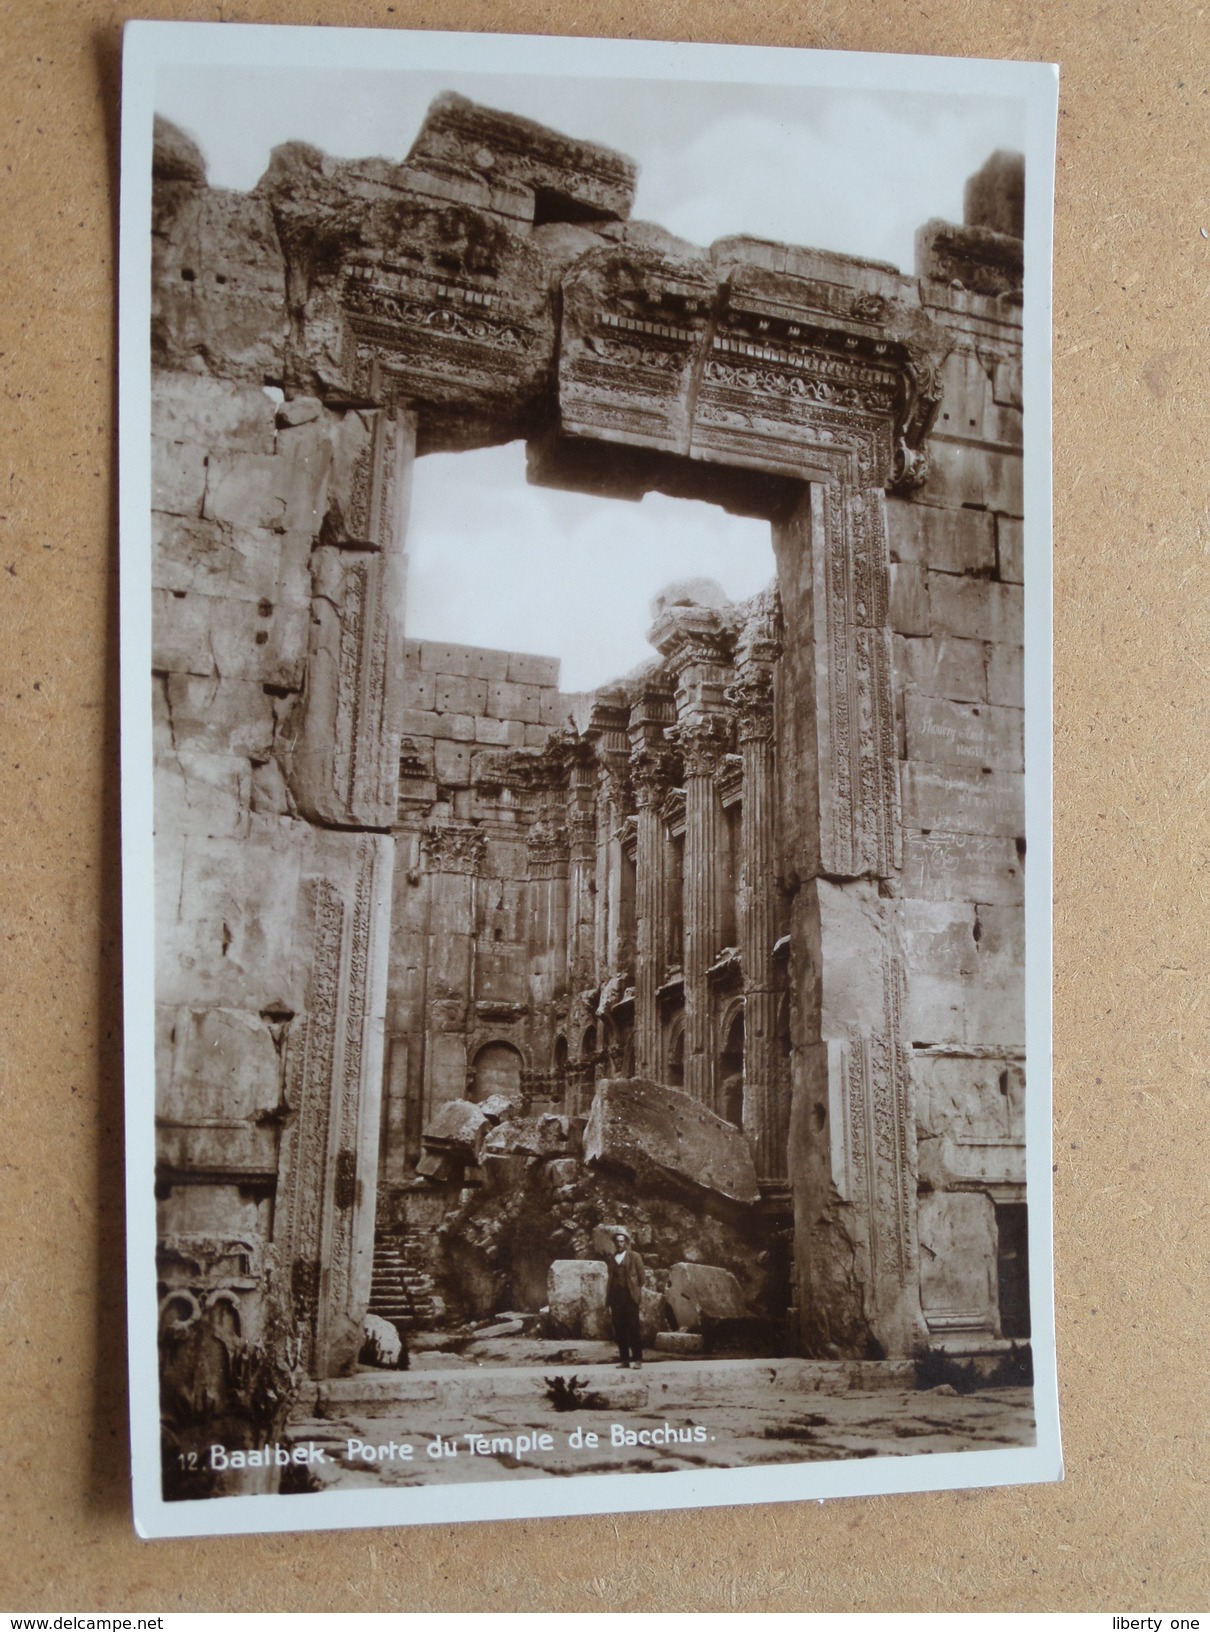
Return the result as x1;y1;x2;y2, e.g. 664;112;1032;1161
150;94;1030;1481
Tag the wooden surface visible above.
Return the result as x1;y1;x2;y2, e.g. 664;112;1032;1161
2;0;1206;1611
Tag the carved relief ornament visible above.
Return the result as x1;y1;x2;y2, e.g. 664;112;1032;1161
421;823;488;875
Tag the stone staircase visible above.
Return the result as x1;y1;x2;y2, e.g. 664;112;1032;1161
368;1230;439;1332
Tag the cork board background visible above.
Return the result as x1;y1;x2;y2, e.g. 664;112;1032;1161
2;0;1206;1611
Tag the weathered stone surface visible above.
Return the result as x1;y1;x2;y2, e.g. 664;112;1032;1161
964;150;1025;240
422;1099;490;1162
154;114;207;186
407;93;637;225
482;1115;568;1160
546;1259;609;1339
361;1313;404;1368
665;1263;749;1333
917;1191;999;1336
655;1329;705;1354
904;696;1024;772
997;516;1025;583
885;497;996;575
899;831;1024;906
153;135;289;381
893;634;986;703
478;1093;520;1124
584;1079;760;1206
915;218;1024;298
900;762;1025;838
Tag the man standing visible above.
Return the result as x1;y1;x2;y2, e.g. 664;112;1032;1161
605;1228;644;1370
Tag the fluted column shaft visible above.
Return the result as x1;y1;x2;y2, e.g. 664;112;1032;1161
631;758;670;1080
736;679;783;1180
682;729;726;1110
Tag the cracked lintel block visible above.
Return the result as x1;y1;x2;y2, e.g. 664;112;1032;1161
885;498;996;575
900;762;1025;838
893;634;986;703
904;695;1024;773
986;642;1024;708
155;750;252;842
898;831;1023;906
996;515;1025;583
928;574;1023;646
152;371;278;454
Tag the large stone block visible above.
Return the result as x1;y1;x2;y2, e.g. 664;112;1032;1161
155;751;251;841
583;1078;760;1206
486;679;544;725
997;516;1025;584
918;1191;999;1337
151;371;278;455
434;740;473;787
923;440;1023;517
546;1260;610;1339
202;438;330;535
900;761;1025;838
422;1098;490;1162
408;92;637;225
886;499;996;575
899;831;1024;906
505;651;560;688
986;642;1024;708
157;673;278;760
417;641;511;681
888;563;930;636
152;437;207;519
913;1054;1025;1145
893;634;986;703
664;1263;749;1334
904;695;1024;772
152;516;312;608
160;1003;282;1123
433;672;489;716
928;573;1024;646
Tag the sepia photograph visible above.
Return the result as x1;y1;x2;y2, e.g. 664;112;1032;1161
120;22;1060;1536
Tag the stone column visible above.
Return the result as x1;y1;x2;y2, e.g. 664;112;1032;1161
680;721;729;1111
728;659;783;1182
629;749;674;1079
565;749;598;993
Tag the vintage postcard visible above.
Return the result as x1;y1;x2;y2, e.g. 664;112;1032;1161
119;21;1061;1537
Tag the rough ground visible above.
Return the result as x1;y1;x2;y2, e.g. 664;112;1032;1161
285;1343;1035;1491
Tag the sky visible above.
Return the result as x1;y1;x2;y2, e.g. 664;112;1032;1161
158;60;1026;691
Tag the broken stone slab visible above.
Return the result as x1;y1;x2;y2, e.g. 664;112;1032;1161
546;1259;609;1340
545;1157;580;1192
655;1330;705;1355
422;1098;490;1162
478;1092;521;1124
469;1318;526;1341
480;1151;531;1193
415;1151;459;1183
482;1113;569;1160
665;1263;750;1334
360;1313;404;1369
584;1078;760;1206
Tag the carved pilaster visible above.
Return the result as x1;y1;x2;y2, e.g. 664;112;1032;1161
814;483;901;879
286;408;414;830
274;832;393;1377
